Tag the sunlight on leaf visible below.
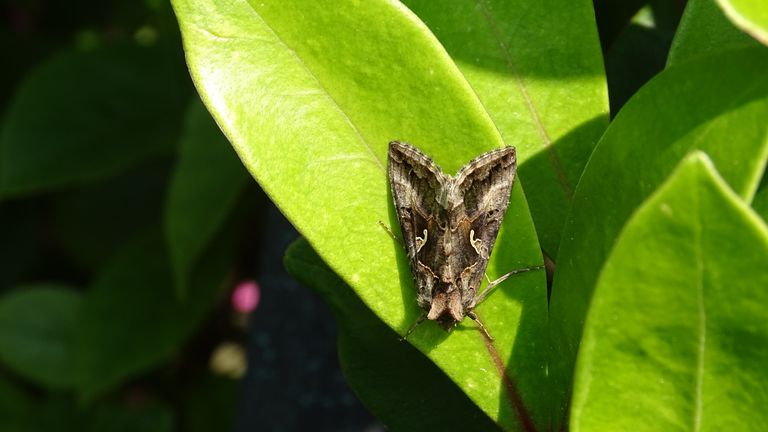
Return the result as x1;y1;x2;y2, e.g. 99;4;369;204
173;0;548;428
571;153;768;431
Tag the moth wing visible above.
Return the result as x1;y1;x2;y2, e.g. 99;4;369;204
388;141;445;263
454;147;516;259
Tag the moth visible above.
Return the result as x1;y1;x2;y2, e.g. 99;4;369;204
388;141;531;339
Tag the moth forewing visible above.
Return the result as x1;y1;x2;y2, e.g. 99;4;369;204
388;141;517;337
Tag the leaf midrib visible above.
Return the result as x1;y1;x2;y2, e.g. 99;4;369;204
692;175;706;432
474;0;573;199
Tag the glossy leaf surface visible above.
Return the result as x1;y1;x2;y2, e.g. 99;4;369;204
173;0;548;428
718;0;768;45
571;153;768;431
549;47;768;426
403;0;609;255
668;0;761;65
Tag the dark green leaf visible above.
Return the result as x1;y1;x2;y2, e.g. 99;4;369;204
76;226;233;399
87;402;174;432
593;0;647;49
0;44;188;197
182;374;237;432
53;159;170;272
0;374;38;432
0;285;82;389
668;0;761;66
571;153;768;431
753;176;768;220
605;23;671;115
164;99;249;293
549;47;768;427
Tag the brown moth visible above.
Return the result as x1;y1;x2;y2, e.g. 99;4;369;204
388;141;520;338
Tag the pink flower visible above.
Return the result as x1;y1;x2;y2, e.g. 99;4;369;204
231;280;260;313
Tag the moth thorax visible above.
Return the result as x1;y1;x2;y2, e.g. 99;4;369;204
436;187;450;209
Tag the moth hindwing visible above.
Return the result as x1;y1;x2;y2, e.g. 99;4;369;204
387;141;516;335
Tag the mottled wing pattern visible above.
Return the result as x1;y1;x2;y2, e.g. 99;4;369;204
388;141;445;309
453;147;517;298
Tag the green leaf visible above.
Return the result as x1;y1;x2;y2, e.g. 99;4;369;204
87;402;174;432
182;374;237;432
668;0;761;66
53;160;170;272
571;153;768;431
35;394;88;432
284;238;499;431
174;1;548;429
593;0;648;49
402;0;609;256
549;47;768;427
754;177;768;220
0;285;82;389
164;99;249;294
0;373;38;432
0;44;189;197
718;0;768;45
76;226;233;399
605;22;672;115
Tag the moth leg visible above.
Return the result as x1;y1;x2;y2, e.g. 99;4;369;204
400;313;426;341
467;311;493;341
475;265;545;304
378;220;404;248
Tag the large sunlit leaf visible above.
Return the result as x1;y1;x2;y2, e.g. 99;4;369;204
717;0;768;45
173;0;548;428
571;153;768;431
667;0;760;66
0;44;189;197
402;0;609;255
549;47;768;427
0;285;82;389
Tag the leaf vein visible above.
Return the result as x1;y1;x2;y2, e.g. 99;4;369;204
693;173;706;432
475;0;573;198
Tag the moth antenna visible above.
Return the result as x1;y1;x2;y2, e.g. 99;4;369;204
475;264;546;304
400;313;426;341
378;220;404;248
467;311;493;341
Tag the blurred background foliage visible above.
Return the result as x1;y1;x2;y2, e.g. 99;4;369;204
1;0;758;431
0;0;373;430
